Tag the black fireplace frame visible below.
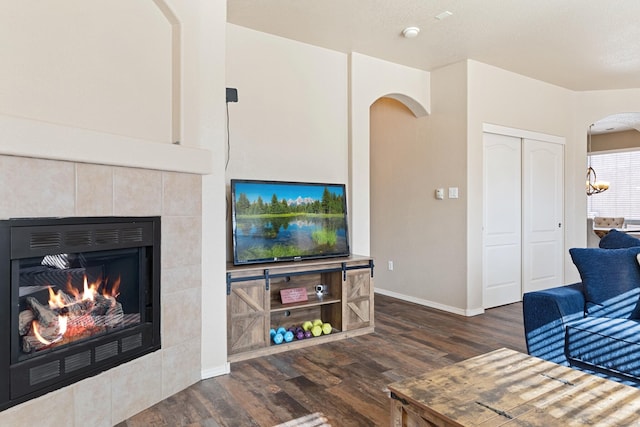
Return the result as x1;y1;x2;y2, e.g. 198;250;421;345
0;216;161;411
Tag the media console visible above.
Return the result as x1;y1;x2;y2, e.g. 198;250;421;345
226;255;375;362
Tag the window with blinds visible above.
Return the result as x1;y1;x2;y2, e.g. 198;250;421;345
587;150;640;220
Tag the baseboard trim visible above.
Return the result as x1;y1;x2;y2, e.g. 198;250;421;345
374;288;484;317
201;362;230;379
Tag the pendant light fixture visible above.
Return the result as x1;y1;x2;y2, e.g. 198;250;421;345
586;124;610;196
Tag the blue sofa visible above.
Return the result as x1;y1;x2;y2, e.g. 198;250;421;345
523;230;640;385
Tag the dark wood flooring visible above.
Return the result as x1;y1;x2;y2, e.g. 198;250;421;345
118;294;527;427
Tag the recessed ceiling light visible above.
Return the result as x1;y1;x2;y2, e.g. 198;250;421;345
402;27;420;38
435;11;453;21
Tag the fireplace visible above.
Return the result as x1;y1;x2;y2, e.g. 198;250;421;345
0;216;161;411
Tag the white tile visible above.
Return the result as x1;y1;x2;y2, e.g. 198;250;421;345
0;159;204;425
161;216;202;270
162;336;201;399
162;287;202;348
74;372;112;427
0;155;75;218
163;172;202;217
113;167;162;216
76;163;113;216
0;388;74;427
110;351;163;424
162;264;202;294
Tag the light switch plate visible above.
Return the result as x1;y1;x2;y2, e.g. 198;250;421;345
449;187;459;199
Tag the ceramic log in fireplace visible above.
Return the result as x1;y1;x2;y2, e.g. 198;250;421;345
0;217;161;411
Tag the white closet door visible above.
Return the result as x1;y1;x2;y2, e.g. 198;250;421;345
483;133;522;308
522;139;564;293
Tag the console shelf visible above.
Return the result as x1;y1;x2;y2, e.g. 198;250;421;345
226;255;375;362
270;296;341;312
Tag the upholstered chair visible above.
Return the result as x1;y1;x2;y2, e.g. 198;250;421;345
593;217;625;238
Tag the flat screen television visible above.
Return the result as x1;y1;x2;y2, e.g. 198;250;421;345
231;179;351;265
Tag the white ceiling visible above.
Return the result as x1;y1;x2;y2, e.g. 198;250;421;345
227;0;640;134
227;0;640;92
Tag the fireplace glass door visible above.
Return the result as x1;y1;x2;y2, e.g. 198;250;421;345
0;216;160;411
15;247;144;362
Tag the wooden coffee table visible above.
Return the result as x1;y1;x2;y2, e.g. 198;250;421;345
388;348;640;426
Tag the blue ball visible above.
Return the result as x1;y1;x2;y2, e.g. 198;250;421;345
273;333;284;344
284;331;294;342
270;328;276;338
276;327;287;335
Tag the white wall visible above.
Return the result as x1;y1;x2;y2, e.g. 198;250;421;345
13;0;640;419
224;26;640;318
466;60;574;311
591;130;640;152
0;1;171;142
225;24;349;184
225;27;440;310
0;0;211;174
370;61;469;314
370;59;638;315
169;1;230;380
0;0;229;421
465;63;640;311
222;31;640;320
225;24;350;264
569;88;640;279
350;53;430;256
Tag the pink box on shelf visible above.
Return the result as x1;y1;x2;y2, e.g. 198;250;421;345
280;287;308;304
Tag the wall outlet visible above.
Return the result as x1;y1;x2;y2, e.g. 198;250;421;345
388;260;394;271
435;188;444;200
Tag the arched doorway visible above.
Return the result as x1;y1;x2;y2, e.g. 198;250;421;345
370;97;428;301
586;113;640;247
369;96;467;311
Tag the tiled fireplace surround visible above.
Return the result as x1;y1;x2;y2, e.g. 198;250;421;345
0;154;202;426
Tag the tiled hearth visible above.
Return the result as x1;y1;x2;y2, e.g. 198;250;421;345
0;155;202;426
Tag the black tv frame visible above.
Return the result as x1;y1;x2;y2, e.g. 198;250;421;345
230;179;351;265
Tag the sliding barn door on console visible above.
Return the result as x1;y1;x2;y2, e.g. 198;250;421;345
483;132;564;309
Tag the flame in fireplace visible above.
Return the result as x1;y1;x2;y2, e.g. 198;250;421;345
83;276;97;301
48;287;66;309
110;276;121;299
58;315;68;335
30;275;121;347
32;315;67;346
62;276;100;303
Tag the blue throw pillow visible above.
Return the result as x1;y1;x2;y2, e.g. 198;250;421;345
599;229;640;249
570;247;640;318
